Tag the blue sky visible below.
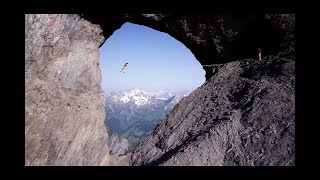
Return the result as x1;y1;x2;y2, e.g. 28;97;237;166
99;22;205;92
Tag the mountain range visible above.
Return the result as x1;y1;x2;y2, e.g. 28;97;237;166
104;88;190;147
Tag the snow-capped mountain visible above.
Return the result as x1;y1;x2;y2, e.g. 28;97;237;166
107;88;152;106
146;89;191;99
105;89;190;146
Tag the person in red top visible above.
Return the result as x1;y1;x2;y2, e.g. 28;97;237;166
258;48;262;60
120;63;128;73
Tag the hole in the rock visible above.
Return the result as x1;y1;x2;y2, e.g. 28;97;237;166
99;22;205;155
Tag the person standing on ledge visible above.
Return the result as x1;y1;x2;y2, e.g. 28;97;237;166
258;48;262;60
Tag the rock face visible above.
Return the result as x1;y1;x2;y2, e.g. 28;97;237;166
25;14;110;165
131;53;295;166
107;131;129;156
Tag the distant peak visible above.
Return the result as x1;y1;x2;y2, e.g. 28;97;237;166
128;88;147;94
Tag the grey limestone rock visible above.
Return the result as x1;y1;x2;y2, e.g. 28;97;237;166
25;14;109;166
131;55;295;166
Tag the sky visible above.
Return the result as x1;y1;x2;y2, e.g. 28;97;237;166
99;22;205;92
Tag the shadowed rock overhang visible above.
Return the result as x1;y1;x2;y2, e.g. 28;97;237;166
81;14;294;80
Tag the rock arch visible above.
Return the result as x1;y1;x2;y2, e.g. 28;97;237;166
25;14;294;165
